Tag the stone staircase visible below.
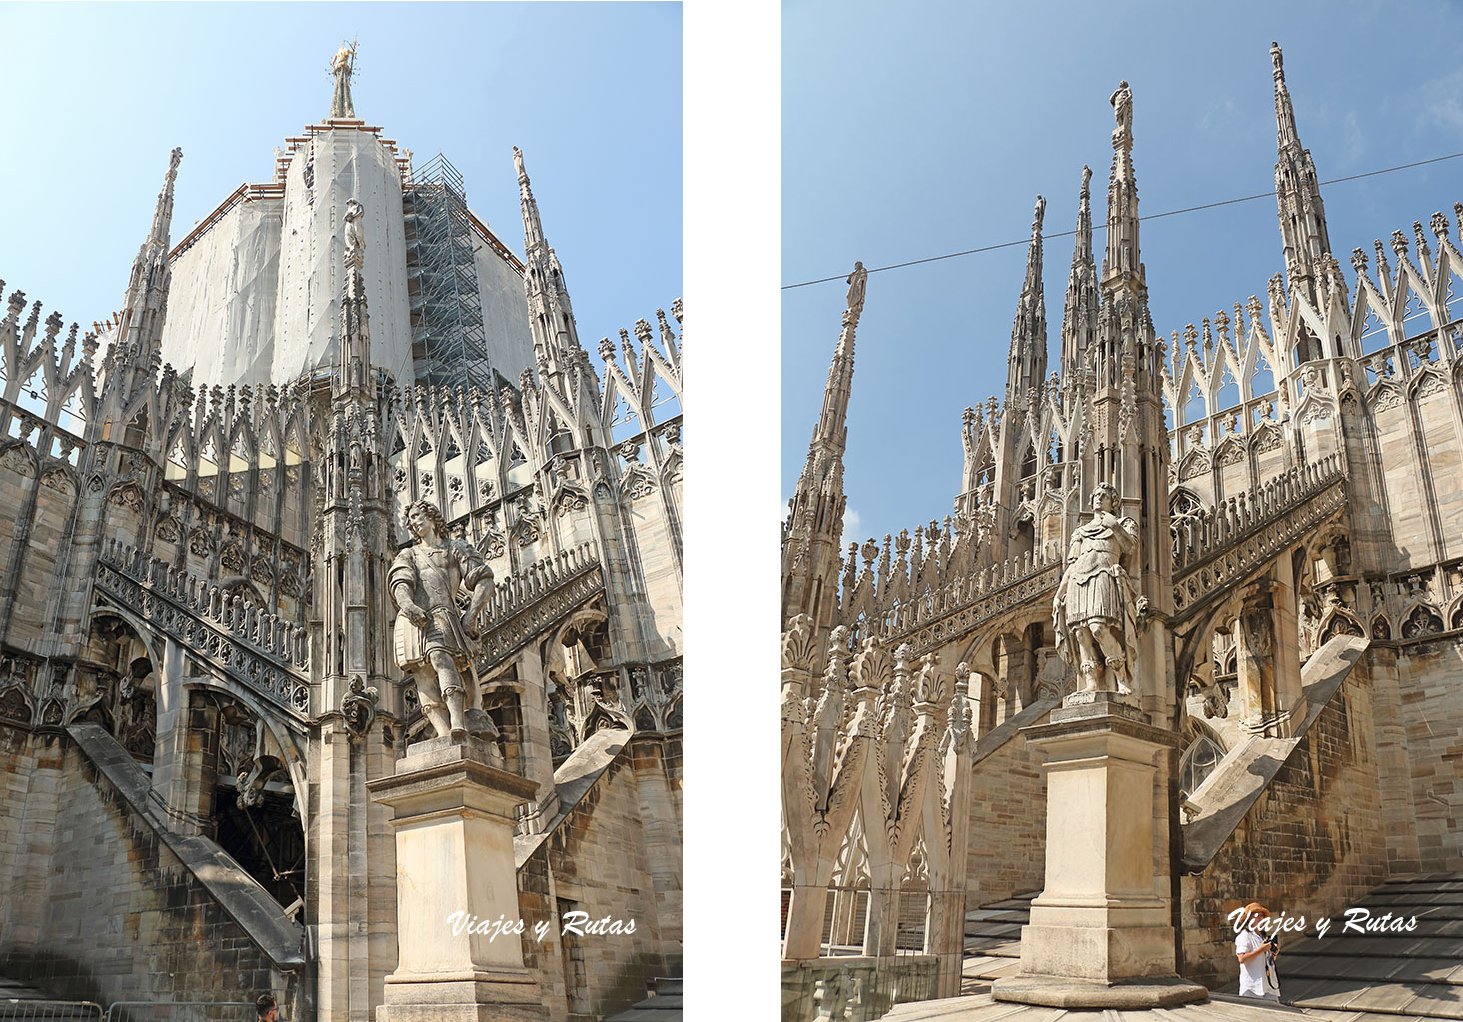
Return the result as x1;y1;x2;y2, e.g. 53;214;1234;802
961;892;1034;994
956;875;1463;1019
601;976;682;1021
1252;873;1463;1019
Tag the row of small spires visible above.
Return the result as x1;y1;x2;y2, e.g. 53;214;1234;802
0;277;680;432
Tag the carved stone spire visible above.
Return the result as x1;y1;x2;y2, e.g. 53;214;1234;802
1061;166;1098;381
1271;41;1332;327
1102;80;1144;295
115;147;182;364
814;261;866;453
329;40;358;119
515;146;582;379
1006;197;1047;404
783;262;866;639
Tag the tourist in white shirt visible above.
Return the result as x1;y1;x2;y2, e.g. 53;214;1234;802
1234;901;1281;1000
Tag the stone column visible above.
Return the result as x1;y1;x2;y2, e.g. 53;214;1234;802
368;736;540;1022
992;693;1205;1009
1271;559;1304;727
1236;580;1290;736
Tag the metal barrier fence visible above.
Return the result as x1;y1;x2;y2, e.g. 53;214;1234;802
106;1004;256;1022
0;1004;253;1022
0;1003;103;1022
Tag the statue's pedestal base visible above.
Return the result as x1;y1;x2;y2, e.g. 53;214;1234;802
992;693;1206;1009
368;736;541;1022
992;976;1208;1009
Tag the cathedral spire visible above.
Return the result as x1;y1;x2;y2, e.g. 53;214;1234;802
515;145;582;378
1006;196;1047;404
782;262;866;634
1101;80;1144;296
1061;165;1098;380
115;147;182;362
812;261;866;455
1271;41;1332;319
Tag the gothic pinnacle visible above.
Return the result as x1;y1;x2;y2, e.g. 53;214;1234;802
1007;197;1047;402
1271;41;1299;149
150;147;183;248
1102;79;1143;293
1072;165;1092;270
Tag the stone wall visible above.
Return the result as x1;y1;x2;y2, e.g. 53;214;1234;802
547;753;670;1019
0;733;301;1013
1180;666;1387;988
963;701;1054;904
1393;639;1463;872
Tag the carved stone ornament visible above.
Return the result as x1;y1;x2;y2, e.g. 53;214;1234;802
341;675;379;740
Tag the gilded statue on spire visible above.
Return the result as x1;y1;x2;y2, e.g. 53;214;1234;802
330;39;358;119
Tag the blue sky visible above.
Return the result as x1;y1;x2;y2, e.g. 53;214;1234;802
0;2;681;349
783;0;1463;549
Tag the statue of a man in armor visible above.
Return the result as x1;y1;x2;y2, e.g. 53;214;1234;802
1053;482;1142;695
390;499;500;742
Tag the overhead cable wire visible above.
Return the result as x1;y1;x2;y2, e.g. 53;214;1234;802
781;150;1463;290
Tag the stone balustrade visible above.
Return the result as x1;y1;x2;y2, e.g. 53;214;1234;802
1171;453;1345;573
480;541;598;627
98;537;309;669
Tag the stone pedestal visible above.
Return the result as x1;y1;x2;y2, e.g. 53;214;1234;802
992;692;1206;1008
367;736;542;1022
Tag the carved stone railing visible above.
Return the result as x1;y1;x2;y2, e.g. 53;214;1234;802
475;542;604;671
871;544;1063;658
96;539;310;716
1171;453;1347;619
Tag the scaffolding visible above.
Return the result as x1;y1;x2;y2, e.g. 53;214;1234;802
403;153;492;390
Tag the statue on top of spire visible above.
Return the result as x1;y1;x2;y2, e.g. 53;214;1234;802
1110;79;1133;148
330;39;358;119
844;261;867;325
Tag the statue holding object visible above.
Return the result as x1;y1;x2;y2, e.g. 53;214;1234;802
390;499;500;744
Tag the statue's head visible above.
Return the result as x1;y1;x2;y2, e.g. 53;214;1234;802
1091;482;1118;513
405;499;447;540
345;197;364;222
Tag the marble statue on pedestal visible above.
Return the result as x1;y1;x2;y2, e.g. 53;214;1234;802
390;499;499;742
1053;482;1143;695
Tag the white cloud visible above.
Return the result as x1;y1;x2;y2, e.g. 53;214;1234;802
839;507;863;554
